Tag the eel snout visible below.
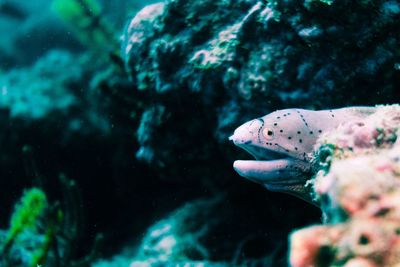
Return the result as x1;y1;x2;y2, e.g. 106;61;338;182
230;118;312;199
229;118;286;160
228;118;262;146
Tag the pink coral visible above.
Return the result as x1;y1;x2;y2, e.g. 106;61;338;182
290;105;400;267
290;225;343;267
343;258;379;267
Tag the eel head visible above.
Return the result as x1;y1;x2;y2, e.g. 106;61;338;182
229;110;316;203
230;107;377;204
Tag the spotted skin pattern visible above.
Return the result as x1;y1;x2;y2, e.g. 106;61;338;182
230;107;376;203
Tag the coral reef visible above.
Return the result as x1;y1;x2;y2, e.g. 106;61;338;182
3;0;400;266
0;49;110;134
0;49;118;267
95;197;286;267
128;198;226;266
290;105;400;267
87;0;400;265
121;0;400;177
0;50;78;119
116;2;400;262
93;198;228;267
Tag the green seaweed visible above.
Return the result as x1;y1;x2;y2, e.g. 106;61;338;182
52;0;118;54
2;188;48;255
30;206;63;267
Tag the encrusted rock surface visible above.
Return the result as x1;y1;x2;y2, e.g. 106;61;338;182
122;0;400;176
290;105;400;267
2;0;400;266
117;0;400;265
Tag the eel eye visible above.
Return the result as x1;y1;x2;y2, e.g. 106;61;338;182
263;128;274;140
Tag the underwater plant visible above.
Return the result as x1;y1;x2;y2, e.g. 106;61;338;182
0;158;103;267
1;188;48;256
52;0;118;55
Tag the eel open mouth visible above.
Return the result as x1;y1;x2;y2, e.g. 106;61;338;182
229;128;311;190
229;118;315;203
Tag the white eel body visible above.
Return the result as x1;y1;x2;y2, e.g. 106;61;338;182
230;107;376;203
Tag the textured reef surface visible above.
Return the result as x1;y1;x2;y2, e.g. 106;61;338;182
290;105;400;266
121;0;400;176
1;0;400;266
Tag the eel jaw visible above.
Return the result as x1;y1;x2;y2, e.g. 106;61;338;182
229;116;318;204
230;127;313;202
233;159;314;204
232;158;310;188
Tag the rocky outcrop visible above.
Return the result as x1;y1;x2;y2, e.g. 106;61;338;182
122;0;400;176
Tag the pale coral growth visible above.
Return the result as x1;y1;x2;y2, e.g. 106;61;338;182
315;152;400;217
290;105;400;267
123;3;165;57
290;217;400;266
290;225;343;267
316;105;400;159
189;22;242;69
190;2;262;70
339;219;390;259
126;198;225;266
343;258;378;267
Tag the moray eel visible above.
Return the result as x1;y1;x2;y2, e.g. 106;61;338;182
230;107;376;203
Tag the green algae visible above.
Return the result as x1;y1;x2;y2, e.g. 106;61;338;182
2;188;48;255
375;127;398;147
52;0;117;53
313;143;337;173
